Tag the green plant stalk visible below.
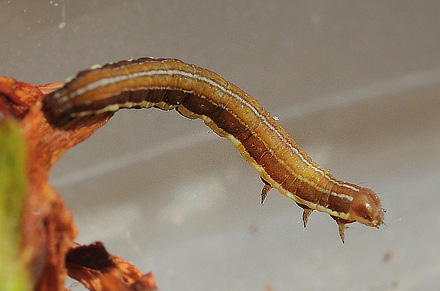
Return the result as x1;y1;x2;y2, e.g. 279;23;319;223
0;118;30;291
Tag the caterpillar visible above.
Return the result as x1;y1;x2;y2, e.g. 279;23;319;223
43;57;385;242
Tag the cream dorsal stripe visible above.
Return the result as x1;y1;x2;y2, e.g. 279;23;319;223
43;57;385;242
58;68;357;192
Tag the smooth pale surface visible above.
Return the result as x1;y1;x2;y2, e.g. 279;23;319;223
2;1;440;290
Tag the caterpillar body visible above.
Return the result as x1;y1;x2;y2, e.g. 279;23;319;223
43;57;385;242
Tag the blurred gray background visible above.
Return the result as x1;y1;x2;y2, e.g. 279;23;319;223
2;1;440;290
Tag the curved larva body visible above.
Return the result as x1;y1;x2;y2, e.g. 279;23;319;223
43;57;384;242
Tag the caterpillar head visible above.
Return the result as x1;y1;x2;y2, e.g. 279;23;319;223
349;187;385;227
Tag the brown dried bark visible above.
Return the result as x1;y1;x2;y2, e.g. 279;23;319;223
66;242;157;291
0;76;157;290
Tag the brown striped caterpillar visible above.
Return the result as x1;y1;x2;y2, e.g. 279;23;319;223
43;57;385;242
